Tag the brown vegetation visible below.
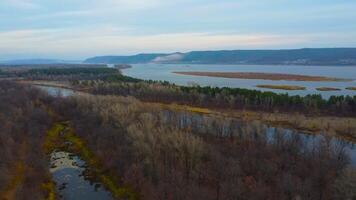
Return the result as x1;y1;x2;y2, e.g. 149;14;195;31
346;87;356;91
23;80;356;141
153;102;356;141
0;81;53;199
256;84;306;90
1;80;355;199
49;94;354;200
316;87;342;91
173;71;351;81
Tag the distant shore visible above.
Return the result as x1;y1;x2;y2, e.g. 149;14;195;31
173;71;351;82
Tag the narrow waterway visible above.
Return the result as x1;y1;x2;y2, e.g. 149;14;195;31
50;151;113;200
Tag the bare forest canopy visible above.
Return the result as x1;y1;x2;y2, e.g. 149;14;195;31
1;80;355;199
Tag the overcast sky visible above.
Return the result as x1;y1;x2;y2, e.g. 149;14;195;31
1;0;356;60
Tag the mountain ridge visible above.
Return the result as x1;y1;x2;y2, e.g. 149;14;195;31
84;48;356;66
0;59;81;65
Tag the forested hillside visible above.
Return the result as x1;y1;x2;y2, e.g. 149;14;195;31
84;48;356;65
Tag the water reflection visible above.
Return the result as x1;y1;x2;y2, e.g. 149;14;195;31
160;110;356;166
50;151;113;200
37;86;74;97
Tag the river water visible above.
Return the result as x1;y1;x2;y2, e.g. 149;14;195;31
122;64;356;98
50;151;113;200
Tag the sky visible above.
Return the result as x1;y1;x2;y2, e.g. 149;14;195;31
0;0;356;60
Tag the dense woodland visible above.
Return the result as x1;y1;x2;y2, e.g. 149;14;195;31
1;68;356;199
49;92;355;200
77;78;356;116
84;48;356;66
8;66;356;118
0;81;52;199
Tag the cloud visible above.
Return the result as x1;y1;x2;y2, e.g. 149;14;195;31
4;0;40;9
88;0;164;11
153;53;184;62
0;26;322;59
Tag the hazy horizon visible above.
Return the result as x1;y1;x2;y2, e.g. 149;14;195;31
1;47;356;61
1;0;356;60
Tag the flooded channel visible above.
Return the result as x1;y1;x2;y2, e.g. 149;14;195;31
38;85;356;167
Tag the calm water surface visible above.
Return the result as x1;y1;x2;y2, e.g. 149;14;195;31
50;151;113;200
123;64;356;98
37;86;74;97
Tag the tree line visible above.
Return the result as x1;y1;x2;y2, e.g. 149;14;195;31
78;79;356;116
6;66;356;117
49;94;356;200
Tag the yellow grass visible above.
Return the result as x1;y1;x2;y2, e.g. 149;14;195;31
43;122;67;153
42;182;56;200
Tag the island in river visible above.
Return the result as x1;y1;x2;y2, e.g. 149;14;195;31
173;71;352;82
316;87;342;91
256;85;306;90
346;87;356;91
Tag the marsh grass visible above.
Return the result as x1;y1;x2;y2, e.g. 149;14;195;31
256;84;306;90
346;87;356;91
316;87;342;91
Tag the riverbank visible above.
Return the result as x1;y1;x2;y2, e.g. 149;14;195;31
44;122;137;200
173;71;351;81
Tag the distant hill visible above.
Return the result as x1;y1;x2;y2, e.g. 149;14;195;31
85;54;169;64
84;48;356;66
0;59;81;65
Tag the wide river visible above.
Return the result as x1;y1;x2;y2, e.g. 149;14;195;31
122;64;356;98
